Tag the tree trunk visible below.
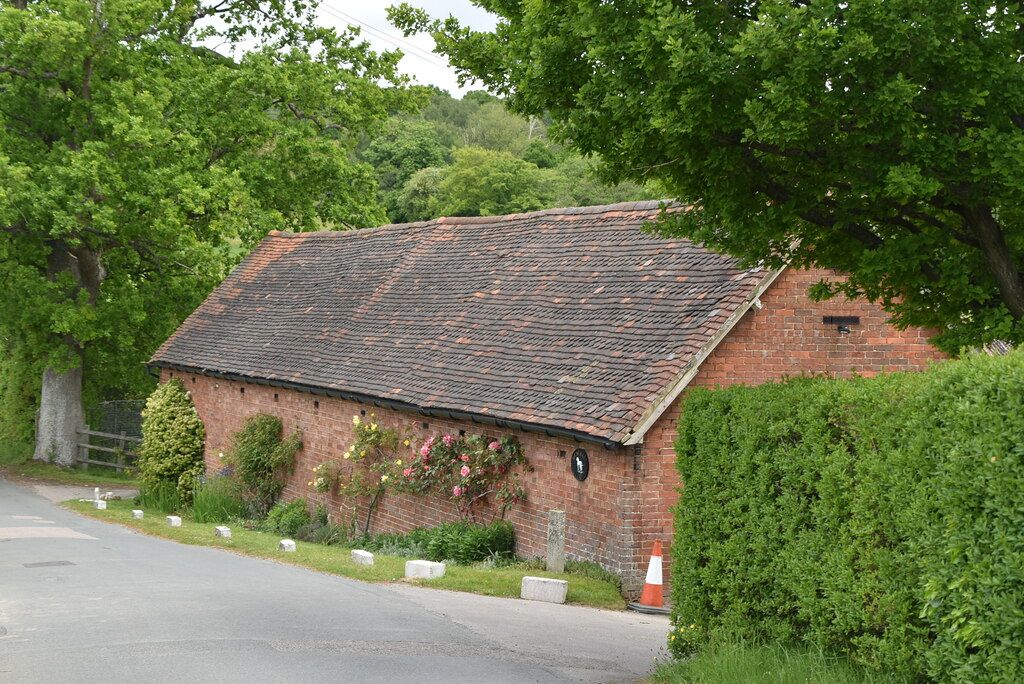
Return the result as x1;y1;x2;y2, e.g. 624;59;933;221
33;240;101;466
34;363;85;466
968;204;1024;320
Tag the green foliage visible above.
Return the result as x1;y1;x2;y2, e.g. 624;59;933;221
191;477;247;524
358;520;516;564
0;336;39;446
434;146;555;217
362;88;655;223
652;641;905;684
393;2;1024;351
0;0;410;434
135;481;183;515
359;118;449;219
263;498;312;538
671;351;1024;681
137;380;205;503
226;414;302;518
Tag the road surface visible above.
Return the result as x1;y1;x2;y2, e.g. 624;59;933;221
0;477;668;683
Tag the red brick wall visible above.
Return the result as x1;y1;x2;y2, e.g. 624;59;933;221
635;268;948;592
159;267;947;599
163;369;639;578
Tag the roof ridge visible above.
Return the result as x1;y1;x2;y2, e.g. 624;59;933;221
266;199;681;240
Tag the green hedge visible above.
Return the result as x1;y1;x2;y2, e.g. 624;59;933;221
671;351;1024;682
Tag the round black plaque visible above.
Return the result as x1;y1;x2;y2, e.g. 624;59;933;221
571;448;589;482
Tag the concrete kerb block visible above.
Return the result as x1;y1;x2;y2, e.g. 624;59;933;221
93;500;107;510
166;516;182;527
214;526;232;538
521;576;568;604
132;510;144;519
279;539;296;552
405;559;445;579
351;549;374;566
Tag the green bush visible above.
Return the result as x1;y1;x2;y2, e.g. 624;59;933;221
671;351;1024;682
191;477;247;523
226;413;301;518
137;379;206;503
360;520;515;564
264;498;311;537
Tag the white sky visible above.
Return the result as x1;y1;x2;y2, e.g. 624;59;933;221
315;0;498;96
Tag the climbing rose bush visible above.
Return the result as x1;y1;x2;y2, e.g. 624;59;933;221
399;434;529;522
308;461;338;493
336;414;412;534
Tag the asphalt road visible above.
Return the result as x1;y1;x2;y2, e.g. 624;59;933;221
0;477;668;683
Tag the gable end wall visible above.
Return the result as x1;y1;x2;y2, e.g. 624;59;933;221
634;268;947;594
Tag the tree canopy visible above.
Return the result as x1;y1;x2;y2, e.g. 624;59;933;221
0;0;409;461
359;88;654;223
392;1;1024;351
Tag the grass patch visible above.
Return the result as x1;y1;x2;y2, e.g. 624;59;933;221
65;499;626;610
652;642;908;684
2;450;139;488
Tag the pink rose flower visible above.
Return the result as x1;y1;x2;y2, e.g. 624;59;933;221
442;434;454;446
420;443;431;456
402;467;412;477
423;464;430;471
460;465;471;477
488;441;501;451
452;485;462;497
460;454;470;462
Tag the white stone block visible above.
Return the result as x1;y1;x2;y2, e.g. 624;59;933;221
166;515;182;527
279;539;296;552
214;526;231;538
351;549;374;566
405;559;446;579
132;510;144;519
521;576;568;604
93;500;107;510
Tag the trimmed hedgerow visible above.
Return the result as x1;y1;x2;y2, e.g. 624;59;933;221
137;379;206;503
671;350;1024;682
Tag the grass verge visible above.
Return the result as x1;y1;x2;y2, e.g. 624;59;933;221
1;438;138;487
65;499;625;610
651;642;907;684
3;459;139;488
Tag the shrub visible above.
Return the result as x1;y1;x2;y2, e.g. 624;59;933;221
359;520;515;564
264;498;311;537
137;379;205;503
191;477;247;523
226;413;302;518
671;350;1024;682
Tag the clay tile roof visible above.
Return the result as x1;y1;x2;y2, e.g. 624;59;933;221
150;200;770;444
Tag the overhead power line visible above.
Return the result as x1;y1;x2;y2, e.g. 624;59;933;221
318;3;449;69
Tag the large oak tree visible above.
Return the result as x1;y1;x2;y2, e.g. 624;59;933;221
0;0;408;464
392;1;1024;351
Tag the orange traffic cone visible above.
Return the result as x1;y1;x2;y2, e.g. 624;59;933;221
629;540;670;614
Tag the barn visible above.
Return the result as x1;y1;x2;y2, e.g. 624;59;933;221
149;201;945;595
